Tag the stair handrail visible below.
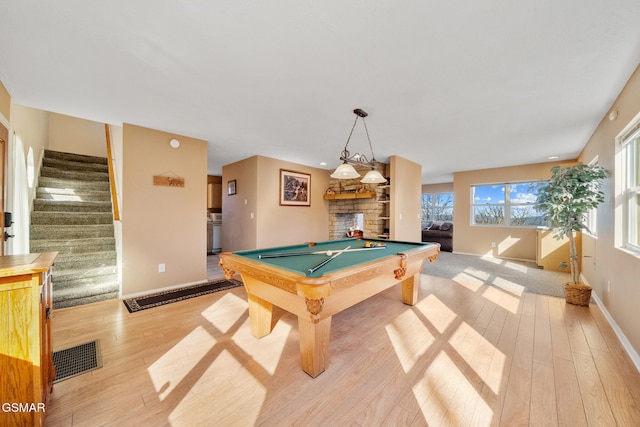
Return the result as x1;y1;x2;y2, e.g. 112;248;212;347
104;124;120;221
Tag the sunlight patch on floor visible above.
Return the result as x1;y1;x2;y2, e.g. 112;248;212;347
449;321;504;394
201;292;248;333
147;326;216;400
170;349;264;426
386;310;434;373
481;285;521;314
413;351;490;425
415;294;457;334
451;271;484;291
491;277;526;296
234;320;292;375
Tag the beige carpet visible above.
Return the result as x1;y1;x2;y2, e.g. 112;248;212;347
422;251;573;299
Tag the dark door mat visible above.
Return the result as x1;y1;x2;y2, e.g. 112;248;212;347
122;278;243;313
53;340;102;383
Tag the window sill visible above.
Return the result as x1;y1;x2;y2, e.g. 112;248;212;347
617;246;640;259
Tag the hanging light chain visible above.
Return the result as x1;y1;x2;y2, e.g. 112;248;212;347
340;109;376;167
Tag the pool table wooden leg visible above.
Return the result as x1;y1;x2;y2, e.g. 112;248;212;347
401;273;420;305
298;315;332;378
247;293;273;338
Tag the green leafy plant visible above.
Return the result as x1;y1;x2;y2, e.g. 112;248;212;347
534;164;609;285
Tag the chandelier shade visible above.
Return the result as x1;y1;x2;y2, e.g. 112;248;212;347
360;169;387;184
331;108;386;184
330;162;360;179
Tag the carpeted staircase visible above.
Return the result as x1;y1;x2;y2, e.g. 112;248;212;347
30;149;119;309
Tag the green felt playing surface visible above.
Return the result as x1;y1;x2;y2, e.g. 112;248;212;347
234;239;430;278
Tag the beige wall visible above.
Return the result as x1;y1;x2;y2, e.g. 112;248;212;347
121;124;207;296
390;155;422;242
222;155;330;252
221;156;258;251
9;104;50;203
48;112;107;157
453;160;575;260
0;81;10;120
422;182;454;194
578;64;640;358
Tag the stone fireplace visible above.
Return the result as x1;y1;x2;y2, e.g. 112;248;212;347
326;163;387;240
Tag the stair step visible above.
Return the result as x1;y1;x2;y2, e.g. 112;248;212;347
38;176;110;192
34;150;119;309
40;166;109;182
54;265;117;281
53;272;119;290
43;156;109;173
53;251;117;271
33;199;113;213
31;211;113;225
36;187;112;202
30;237;116;254
52;281;119;309
30;224;114;240
44;149;108;165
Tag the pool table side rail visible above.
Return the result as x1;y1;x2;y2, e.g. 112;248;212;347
218;242;440;300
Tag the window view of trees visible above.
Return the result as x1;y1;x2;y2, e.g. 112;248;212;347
421;192;454;228
472;182;548;227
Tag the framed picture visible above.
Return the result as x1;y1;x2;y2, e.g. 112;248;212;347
227;179;237;196
279;169;310;206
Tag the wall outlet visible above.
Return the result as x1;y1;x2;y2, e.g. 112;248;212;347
491;242;496;248
159;263;166;273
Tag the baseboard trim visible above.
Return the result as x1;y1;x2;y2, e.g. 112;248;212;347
581;274;640;373
121;279;209;300
451;250;536;264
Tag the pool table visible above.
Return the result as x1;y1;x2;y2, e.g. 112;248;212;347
219;238;439;377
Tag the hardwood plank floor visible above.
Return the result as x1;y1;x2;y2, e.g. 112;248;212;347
45;261;640;426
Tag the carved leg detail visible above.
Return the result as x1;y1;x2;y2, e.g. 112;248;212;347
394;254;408;280
220;265;235;280
305;297;324;323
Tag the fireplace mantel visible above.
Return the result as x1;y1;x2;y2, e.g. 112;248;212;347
323;192;376;200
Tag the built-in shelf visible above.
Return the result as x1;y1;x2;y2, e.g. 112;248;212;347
323;192;376;200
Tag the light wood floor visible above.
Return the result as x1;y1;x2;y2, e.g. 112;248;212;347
46;264;640;426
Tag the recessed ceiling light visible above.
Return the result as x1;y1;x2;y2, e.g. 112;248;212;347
548;156;559;160
320;162;328;166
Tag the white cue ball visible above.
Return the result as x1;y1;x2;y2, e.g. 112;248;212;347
326;251;333;256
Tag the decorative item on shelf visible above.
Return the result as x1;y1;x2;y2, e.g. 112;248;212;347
534;163;609;306
325;188;336;195
330;108;387;184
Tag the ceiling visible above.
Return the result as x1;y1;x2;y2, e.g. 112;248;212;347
1;1;639;184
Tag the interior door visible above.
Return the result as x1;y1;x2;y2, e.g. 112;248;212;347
0;122;7;256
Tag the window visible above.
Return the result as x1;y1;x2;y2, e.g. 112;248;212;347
584;157;600;236
421;192;453;227
621;120;640;251
472;182;547;227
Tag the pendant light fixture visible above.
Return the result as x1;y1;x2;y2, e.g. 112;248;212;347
330;108;387;184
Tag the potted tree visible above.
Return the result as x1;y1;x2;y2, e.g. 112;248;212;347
534;163;609;306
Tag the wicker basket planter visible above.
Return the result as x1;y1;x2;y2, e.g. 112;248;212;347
563;282;592;306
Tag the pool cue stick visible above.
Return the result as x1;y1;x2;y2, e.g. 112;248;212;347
306;246;350;275
258;246;386;259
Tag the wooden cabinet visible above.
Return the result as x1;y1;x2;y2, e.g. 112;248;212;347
0;252;57;427
207;176;222;209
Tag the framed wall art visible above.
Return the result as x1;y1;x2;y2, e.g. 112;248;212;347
227;179;237;196
279;169;310;206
